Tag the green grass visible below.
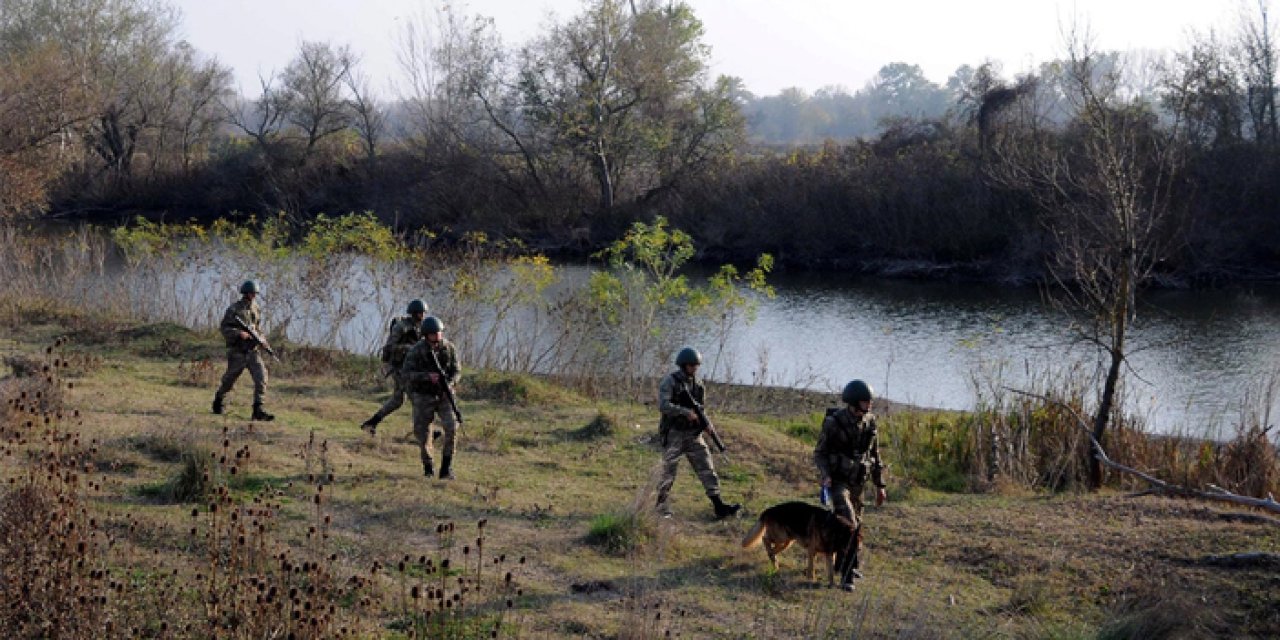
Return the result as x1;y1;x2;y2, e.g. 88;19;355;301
586;510;651;554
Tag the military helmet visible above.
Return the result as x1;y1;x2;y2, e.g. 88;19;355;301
675;347;702;366
406;299;427;315
239;280;260;295
842;380;874;405
421;316;444;334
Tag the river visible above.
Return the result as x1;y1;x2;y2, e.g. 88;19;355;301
711;273;1280;436
15;225;1278;437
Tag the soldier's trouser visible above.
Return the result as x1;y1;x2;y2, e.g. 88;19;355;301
370;373;407;422
656;429;722;505
830;480;865;577
410;392;457;464
217;349;267;406
829;481;866;528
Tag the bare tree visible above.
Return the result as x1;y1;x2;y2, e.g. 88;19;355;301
225;72;290;152
1237;0;1279;144
988;28;1185;488
168;44;233;173
279;41;356;156
397;6;552;203
344;67;384;163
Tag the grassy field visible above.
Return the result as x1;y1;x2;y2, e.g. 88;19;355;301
2;315;1278;639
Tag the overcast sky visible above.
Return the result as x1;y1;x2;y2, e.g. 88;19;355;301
173;0;1244;98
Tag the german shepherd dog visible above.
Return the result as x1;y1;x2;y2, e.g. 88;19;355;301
741;501;861;587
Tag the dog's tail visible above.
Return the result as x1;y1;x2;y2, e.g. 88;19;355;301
741;518;766;549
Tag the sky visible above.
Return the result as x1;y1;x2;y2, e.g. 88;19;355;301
172;0;1244;98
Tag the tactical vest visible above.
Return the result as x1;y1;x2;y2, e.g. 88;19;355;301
660;370;704;432
222;299;261;349
823;408;877;484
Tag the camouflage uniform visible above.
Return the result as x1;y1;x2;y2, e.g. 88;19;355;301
364;316;422;427
401;337;460;476
655;369;726;515
814;406;886;581
214;297;268;408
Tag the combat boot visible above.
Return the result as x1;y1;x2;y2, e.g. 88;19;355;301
655;493;673;518
839;549;863;591
710;495;741;519
360;416;379;435
251;404;275;422
211;394;224;415
438;455;455;480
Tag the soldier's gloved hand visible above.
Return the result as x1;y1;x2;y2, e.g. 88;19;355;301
239;331;251;340
686;410;699;424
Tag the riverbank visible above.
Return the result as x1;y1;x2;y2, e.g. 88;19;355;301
2;310;1277;637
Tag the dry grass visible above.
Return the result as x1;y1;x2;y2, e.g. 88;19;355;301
1;313;1277;638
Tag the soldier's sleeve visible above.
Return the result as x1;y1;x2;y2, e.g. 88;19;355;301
813;417;834;478
219;305;241;341
869;418;886;488
657;374;690;419
444;344;460;386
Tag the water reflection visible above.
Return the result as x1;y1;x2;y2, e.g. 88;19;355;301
715;273;1280;434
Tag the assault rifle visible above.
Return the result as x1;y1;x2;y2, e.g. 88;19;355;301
681;383;727;454
230;315;280;362
427;347;464;427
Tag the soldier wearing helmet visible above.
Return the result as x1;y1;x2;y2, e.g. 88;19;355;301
401;316;461;479
212;280;274;421
814;379;887;591
361;299;428;434
655;347;741;519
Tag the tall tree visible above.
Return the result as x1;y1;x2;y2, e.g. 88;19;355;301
279;41;356;156
989;31;1184;489
0;44;91;215
518;0;743;212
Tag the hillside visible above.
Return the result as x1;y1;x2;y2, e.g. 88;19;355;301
1;316;1277;639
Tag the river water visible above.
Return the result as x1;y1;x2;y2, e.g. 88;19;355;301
20;224;1275;436
711;273;1280;435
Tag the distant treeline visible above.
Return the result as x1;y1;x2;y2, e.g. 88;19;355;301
2;0;1279;282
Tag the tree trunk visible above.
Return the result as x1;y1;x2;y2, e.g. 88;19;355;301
1091;278;1129;489
1091;345;1123;488
595;142;614;211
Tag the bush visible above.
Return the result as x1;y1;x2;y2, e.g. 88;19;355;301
586;511;651;555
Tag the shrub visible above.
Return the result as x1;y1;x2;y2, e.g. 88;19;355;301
586;511;651;555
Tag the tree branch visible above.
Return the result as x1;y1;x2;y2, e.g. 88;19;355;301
1005;387;1280;519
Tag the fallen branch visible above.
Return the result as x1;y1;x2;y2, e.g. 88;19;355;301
1004;387;1280;519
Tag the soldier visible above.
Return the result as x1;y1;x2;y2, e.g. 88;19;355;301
814;379;887;591
655;347;741;519
212;280;274;421
401;316;461;479
361;299;428;434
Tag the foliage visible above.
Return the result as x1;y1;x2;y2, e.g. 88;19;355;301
583;216;773;390
586;511;650;555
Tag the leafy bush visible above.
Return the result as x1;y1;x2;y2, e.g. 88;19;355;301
586;511;651;555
